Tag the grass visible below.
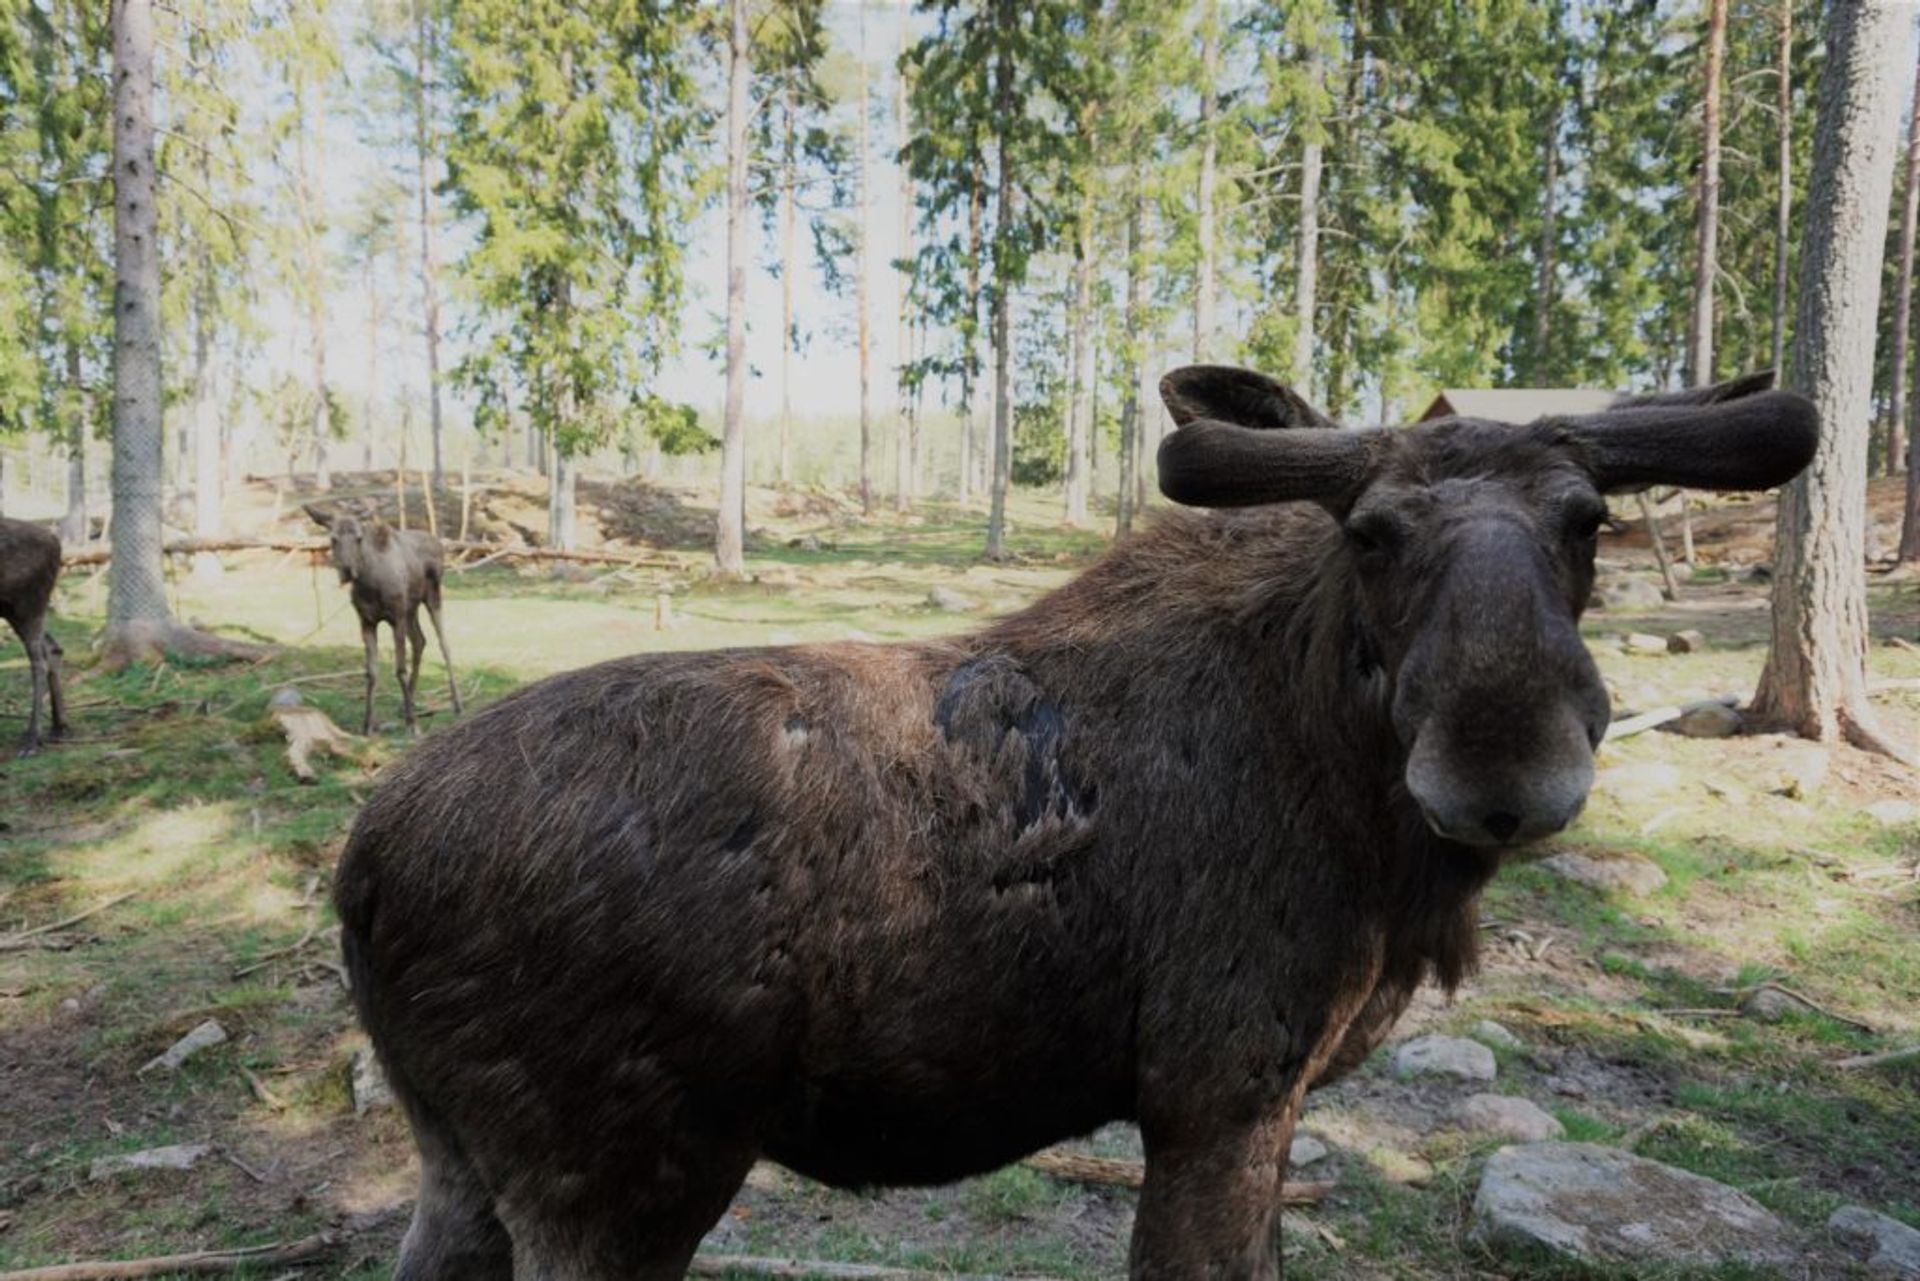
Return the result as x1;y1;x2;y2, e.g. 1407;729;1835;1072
3;486;1919;1277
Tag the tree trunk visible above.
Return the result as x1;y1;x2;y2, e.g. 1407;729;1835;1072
779;86;796;490
1753;0;1914;758
416;0;444;488
1687;0;1726;389
960;165;984;504
292;73;330;492
104;0;177;660
894;11;913;514
60;341;86;545
1193;0;1218;363
855;4;873;516
1771;0;1792;375
715;0;749;577
1116;177;1143;538
1064;189;1092;526
190;210;221;582
548;444;577;552
1885;55;1920;486
984;24;1015;563
1533;96;1560;377
1293;52;1324;392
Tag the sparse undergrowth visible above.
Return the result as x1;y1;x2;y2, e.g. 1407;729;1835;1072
2;486;1916;1278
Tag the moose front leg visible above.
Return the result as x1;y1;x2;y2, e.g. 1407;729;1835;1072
1130;1101;1302;1279
361;620;380;735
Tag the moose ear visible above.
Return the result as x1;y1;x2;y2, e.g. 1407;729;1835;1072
1565;387;1818;494
1611;369;1776;411
1160;365;1338;431
304;504;334;529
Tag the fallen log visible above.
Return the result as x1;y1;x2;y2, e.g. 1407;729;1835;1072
62;537;682;571
0;1230;347;1280
1832;1044;1920;1071
1602;694;1740;742
1021;1147;1331;1205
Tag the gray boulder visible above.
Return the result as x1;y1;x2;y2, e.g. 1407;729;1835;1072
1456;1094;1565;1143
1540;849;1668;896
1391;1034;1497;1083
1470;1142;1798;1269
1830;1204;1920;1278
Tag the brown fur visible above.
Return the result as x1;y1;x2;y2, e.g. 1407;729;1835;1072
306;505;462;736
336;369;1816;1279
0;517;68;756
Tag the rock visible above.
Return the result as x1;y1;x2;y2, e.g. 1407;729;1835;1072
1469;1142;1798;1269
1666;629;1707;654
351;1046;395;1115
89;1142;213;1181
1456;1094;1566;1143
1540;849;1668;896
926;586;977;613
1289;1134;1328;1168
1622;632;1669;656
1669;703;1742;738
138;1019;228;1075
1594;577;1666;610
1469;1020;1525;1053
1829;1204;1920;1278
267;686;304;710
1392;1034;1497;1083
1864;799;1919;827
1670;561;1696;583
1366;1148;1434;1186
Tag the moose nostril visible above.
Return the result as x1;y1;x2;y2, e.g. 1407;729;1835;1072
1482;811;1522;842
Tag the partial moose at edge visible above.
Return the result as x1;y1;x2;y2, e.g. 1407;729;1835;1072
306;505;462;736
1;516;68;757
336;368;1816;1279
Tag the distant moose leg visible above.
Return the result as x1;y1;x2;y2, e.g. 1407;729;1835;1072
43;632;67;742
1130;1101;1304;1279
424;583;462;717
394;618;418;736
407;611;428;719
359;620;381;735
10;615;50;756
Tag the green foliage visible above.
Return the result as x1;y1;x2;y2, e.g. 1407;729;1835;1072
442;0;706;461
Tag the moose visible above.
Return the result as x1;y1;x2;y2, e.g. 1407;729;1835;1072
1;516;68;757
306;505;461;736
336;368;1815;1279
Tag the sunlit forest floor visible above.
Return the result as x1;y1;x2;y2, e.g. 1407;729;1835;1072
2;478;1917;1278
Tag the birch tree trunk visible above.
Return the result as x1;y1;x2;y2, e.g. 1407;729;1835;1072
984;25;1015;562
416;0;445;488
190;225;221;582
779;87;796;490
894;8;913;513
1116;177;1143;537
855;4;873;516
293;75;330;492
1533;97;1560;376
715;0;749;576
1753;0;1914;758
960;167;984;504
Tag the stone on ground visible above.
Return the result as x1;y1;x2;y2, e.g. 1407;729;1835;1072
1622;632;1668;655
1289;1134;1328;1168
90;1142;213;1181
1829;1204;1920;1278
1864;799;1919;827
1540;849;1668;896
1469;1142;1798;1269
1595;577;1665;609
138;1018;228;1075
1456;1094;1565;1143
1670;703;1742;738
1391;1034;1497;1083
926;586;977;613
1469;1020;1525;1052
